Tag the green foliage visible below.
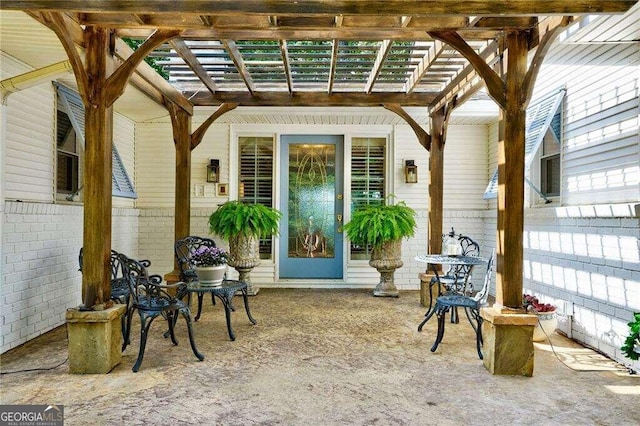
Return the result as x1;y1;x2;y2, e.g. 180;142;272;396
122;38;169;80
344;201;416;248
621;312;640;361
208;201;282;240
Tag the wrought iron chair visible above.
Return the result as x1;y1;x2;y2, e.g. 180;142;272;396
174;235;222;316
78;248;151;341
175;236;218;282
427;232;480;322
421;249;495;359
120;253;204;372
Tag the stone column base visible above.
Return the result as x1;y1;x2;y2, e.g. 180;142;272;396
66;304;126;374
480;306;538;376
419;272;441;307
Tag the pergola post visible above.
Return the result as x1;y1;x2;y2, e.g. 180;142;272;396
164;102;193;283
480;30;538;376
81;26;113;308
428;107;446;257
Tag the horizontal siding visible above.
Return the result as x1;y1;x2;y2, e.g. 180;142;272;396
393;125;429;211
113;113;136;208
531;42;639;206
2;53;54;202
444;125;490;210
135;121;176;208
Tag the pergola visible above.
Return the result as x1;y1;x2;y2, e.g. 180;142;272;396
1;1;636;322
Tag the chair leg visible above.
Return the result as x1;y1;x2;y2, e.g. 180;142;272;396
475;315;484;359
132;313;157;373
122;307;136;352
430;307;447;353
418;308;437;332
166;311;179;346
180;308;205;362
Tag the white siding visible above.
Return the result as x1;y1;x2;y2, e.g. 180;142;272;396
135;121;176;208
393;124;429;212
2;53;54;203
444;125;491;210
533;43;640;206
113;112;136;208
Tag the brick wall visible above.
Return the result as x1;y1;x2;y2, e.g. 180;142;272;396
482;205;640;372
1;201;138;353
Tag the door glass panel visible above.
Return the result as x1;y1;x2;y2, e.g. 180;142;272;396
287;144;335;259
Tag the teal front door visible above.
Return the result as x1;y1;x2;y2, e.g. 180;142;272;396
279;135;344;279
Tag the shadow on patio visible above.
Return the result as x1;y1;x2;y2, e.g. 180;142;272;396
1;289;638;425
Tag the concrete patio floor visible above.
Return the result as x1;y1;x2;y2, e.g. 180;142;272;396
1;288;638;425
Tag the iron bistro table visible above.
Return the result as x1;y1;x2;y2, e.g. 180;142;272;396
178;279;257;341
415;254;487;327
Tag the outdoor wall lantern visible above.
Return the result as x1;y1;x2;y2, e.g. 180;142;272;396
405;160;418;183
206;159;220;183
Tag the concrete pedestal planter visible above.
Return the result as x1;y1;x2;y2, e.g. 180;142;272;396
66;304;126;374
369;239;403;298
228;234;261;295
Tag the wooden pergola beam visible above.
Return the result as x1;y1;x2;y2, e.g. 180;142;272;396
2;0;634;15
186;91;437;106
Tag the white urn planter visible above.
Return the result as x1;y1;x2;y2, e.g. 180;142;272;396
532;310;558;342
195;264;227;286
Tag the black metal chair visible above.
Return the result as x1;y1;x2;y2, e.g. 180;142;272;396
174;236;218;283
174;236;222;316
427;232;480;322
120;254;204;372
421;249;495;359
78;248;151;341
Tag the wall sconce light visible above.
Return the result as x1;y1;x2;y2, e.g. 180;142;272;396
206;159;220;183
405;160;418;183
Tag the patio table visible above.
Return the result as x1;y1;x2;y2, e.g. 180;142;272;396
177;279;257;341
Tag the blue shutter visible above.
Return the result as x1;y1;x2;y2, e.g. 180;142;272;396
54;83;137;199
483;88;565;199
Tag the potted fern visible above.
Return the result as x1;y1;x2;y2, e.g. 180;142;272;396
208;201;281;295
344;200;417;297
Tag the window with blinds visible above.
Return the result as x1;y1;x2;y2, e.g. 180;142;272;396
350;137;386;259
238;136;276;258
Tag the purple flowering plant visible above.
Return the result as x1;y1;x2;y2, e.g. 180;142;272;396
191;246;229;267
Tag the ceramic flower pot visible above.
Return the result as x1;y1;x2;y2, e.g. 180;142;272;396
195;264;226;286
533;310;558;342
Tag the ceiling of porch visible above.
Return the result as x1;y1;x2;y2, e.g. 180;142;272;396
1;2;638;123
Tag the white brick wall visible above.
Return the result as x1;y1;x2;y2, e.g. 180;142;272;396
1;201;139;353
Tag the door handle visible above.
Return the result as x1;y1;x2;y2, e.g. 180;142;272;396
337;214;343;223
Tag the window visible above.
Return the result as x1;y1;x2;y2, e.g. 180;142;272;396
540;108;562;197
349;137;386;259
53;82;136;200
56;105;81;196
238;136;275;259
484;88;565;200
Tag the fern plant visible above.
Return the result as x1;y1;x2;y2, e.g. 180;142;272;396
344;201;417;248
621;312;640;361
208;201;281;240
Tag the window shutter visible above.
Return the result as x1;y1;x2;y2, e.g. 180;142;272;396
483;88;565;199
54;83;137;199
